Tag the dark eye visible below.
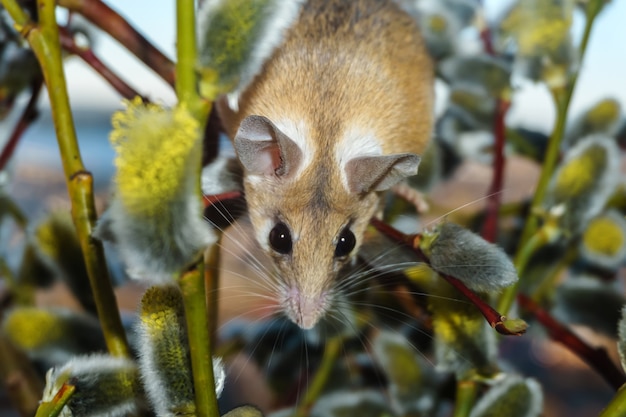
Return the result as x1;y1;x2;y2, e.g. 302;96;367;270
335;228;356;258
269;222;292;254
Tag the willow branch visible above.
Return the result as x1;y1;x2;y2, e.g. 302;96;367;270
2;0;130;357
179;258;220;417
58;26;143;100
515;0;603;257
453;379;478;417
481;99;511;243
294;336;343;417
370;218;526;336
57;0;175;87
0;81;43;171
517;294;625;390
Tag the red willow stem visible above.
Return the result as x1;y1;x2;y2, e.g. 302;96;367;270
58;26;143;101
481;99;511;243
517;293;625;390
59;0;176;87
370;218;524;336
478;24;511;243
0;81;43;171
439;273;521;336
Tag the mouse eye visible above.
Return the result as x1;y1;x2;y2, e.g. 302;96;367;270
269;222;292;254
334;228;356;258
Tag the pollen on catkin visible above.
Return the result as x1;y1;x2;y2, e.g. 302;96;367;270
136;285;225;417
110;97;200;217
544;135;620;234
97;97;217;282
500;0;573;57
580;210;626;271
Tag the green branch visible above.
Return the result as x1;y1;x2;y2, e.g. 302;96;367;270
453;379;478;417
176;0;198;105
1;0;130;358
294;336;343;417
179;252;220;417
502;1;603;314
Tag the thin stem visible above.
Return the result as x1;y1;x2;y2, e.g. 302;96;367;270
2;0;130;357
370;218;527;336
57;0;176;87
517;294;625;390
294;336;343;417
481;99;511;243
58;26;143;100
179;260;220;417
176;0;198;104
453;379;478;417
0;81;43;171
205;243;220;354
515;1;602;264
530;246;577;303
0;195;28;229
34;384;76;417
498;224;558;314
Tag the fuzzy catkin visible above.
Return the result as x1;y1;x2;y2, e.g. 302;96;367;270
41;354;142;417
421;222;518;293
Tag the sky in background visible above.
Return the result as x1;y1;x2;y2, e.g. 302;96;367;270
50;0;626;133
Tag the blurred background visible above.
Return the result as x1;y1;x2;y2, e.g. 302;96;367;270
2;1;626;416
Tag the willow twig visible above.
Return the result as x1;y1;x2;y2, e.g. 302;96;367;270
517;293;625;390
293;335;343;417
57;0;175;87
0;81;43;171
514;0;603;262
1;0;130;358
370;218;526;336
58;26;143;100
452;379;478;417
179;259;220;417
481;99;511;243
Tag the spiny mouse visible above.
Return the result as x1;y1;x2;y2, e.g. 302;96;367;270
217;0;434;329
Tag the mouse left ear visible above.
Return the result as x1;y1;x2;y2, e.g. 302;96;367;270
233;115;302;177
345;153;421;194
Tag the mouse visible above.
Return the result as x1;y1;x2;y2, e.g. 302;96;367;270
216;0;434;330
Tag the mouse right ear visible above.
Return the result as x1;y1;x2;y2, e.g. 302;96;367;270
233;115;302;178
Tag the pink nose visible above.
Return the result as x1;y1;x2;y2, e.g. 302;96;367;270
284;287;328;330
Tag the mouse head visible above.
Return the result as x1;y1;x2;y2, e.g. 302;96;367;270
233;115;420;329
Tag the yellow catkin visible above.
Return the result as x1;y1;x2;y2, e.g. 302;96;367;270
585;99;621;129
110;98;200;216
4;308;63;349
501;0;572;56
554;145;605;199
583;216;624;257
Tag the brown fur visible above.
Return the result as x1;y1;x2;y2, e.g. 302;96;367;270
218;0;434;328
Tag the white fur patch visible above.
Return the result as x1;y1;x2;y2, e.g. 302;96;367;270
335;126;383;191
274;118;313;174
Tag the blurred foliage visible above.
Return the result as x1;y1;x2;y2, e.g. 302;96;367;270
0;0;625;417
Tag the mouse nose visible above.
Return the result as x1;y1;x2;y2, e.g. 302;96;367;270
284;287;328;330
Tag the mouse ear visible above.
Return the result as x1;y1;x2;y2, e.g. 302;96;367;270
233;115;302;177
345;153;421;194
